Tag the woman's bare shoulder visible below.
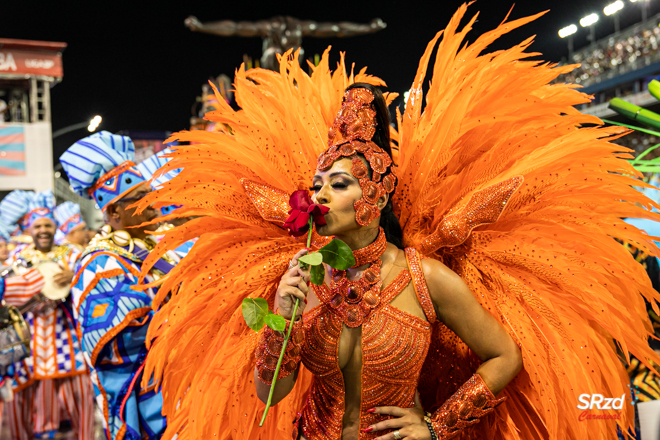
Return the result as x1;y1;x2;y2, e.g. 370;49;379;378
383;243;408;269
419;256;472;306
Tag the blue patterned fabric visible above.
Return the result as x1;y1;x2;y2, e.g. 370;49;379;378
0;218;13;242
0;190;56;228
0;190;32;228
7;305;88;389
60;131;146;210
72;249;166;439
54;201;86;235
136;148;182;215
135;148;181;189
173;239;195;260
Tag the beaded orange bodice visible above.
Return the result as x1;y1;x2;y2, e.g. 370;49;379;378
298;248;436;440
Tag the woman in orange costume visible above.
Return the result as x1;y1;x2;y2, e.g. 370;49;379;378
137;4;660;439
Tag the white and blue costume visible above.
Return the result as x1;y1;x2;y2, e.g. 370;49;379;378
0;190;93;440
61;131;170;440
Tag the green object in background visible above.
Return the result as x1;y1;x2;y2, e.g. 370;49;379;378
605;80;660;175
609;98;660;131
649;79;660;102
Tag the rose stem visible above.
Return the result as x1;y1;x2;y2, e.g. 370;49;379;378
259;218;313;426
259;298;299;426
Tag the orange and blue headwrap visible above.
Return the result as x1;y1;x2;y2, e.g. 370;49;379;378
60;131;146;210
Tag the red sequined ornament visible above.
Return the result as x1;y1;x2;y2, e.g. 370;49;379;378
317;88;397;226
324;227;386;327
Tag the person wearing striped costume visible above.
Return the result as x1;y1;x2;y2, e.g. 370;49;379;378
3;191;34;261
0;189;94;440
60;131;175;440
0;218;13;264
54;201;89;252
0;217;14;432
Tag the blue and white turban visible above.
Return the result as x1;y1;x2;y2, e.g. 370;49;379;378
0;189;56;229
54;201;86;235
136;148;182;215
59;131;146;210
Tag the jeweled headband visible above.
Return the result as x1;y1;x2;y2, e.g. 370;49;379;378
317;88;396;226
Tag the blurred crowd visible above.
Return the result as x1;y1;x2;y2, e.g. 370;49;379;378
614;130;660;156
557;17;660;87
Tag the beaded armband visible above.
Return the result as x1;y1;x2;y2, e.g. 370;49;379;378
431;374;506;439
254;319;304;385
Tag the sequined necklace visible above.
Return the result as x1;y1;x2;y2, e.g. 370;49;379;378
18;244;69;265
325;227;387;327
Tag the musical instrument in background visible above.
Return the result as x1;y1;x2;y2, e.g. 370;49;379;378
0;302;30;375
10;259;70;315
0;257;71;372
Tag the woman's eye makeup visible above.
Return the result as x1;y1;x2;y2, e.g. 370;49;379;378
309;179;350;192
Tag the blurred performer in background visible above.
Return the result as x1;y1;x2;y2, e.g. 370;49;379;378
3;191;33;260
0;189;93;440
53;201;89;251
0;218;13;264
60;131;175;440
185;15;386;70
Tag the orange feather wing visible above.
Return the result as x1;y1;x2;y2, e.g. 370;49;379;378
396;4;660;439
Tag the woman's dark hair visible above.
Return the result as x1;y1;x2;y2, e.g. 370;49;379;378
345;83;403;249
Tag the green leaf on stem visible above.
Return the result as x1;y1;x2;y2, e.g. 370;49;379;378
319;239;356;270
241;298;269;332
310;263;325;285
298;252;323;266
264;312;286;332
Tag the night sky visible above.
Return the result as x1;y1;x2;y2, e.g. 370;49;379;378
4;0;660;162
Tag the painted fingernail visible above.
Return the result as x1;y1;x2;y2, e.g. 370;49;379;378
366;408;376;413
362;427;373;433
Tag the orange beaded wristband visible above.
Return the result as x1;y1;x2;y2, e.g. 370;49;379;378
431;373;506;438
254;319;304;385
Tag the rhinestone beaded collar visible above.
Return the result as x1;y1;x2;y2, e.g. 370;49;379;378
351;227;387;268
324;227;387;327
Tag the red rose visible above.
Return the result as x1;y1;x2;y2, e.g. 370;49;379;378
284;190;330;236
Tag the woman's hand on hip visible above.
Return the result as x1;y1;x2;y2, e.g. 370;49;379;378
364;393;431;440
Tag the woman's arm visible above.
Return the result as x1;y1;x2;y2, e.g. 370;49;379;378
422;258;523;393
254;248;310;406
254;364;299;405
